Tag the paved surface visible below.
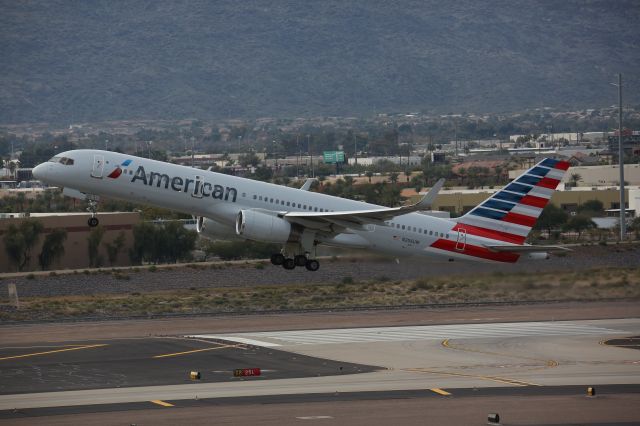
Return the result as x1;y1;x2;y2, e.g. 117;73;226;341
2;300;637;345
2;385;640;425
3;244;639;297
1;318;639;411
0;337;376;395
1;303;639;424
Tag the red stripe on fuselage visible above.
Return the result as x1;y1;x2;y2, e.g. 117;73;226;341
536;177;560;189
431;239;520;263
519;194;549;208
451;223;526;245
502;211;537;227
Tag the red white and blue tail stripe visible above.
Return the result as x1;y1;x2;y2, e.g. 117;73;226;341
454;158;570;245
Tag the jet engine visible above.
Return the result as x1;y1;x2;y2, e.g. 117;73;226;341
195;216;239;240
235;209;301;243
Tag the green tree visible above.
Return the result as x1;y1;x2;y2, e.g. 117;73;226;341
130;222;196;264
577;199;604;217
389;172;399;184
130;222;156;264
569;173;582;187
8;161;16;179
105;231;126;266
2;219;43;271
365;170;374;183
238;152;261;167
534;204;568;236
87;225;106;267
565;214;596;240
38;228;67;270
630;216;640;239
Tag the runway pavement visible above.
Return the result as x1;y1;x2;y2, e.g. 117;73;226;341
1;306;640;424
1;318;639;412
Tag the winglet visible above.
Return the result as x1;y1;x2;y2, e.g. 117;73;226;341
412;178;445;210
300;178;317;191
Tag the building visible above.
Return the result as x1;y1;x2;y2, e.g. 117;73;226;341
407;186;636;218
608;129;640;156
508;164;640;187
0;212;140;272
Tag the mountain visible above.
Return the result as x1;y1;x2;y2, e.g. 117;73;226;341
1;0;638;124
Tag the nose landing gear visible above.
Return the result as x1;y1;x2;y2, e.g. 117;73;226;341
86;199;99;227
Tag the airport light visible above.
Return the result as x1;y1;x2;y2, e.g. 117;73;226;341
610;74;626;240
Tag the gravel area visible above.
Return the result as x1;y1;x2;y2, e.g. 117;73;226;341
1;244;639;298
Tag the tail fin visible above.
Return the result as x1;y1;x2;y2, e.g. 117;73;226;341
455;158;570;244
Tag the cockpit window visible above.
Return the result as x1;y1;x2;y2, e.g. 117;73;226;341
48;156;74;165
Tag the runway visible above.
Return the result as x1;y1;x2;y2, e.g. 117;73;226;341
1;306;639;424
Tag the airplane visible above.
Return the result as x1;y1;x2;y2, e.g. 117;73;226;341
33;150;571;271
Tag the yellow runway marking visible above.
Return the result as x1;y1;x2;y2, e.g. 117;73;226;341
0;344;107;361
152;344;237;359
150;400;174;407
430;388;451;396
405;368;541;387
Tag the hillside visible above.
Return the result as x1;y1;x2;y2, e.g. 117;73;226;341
0;0;638;124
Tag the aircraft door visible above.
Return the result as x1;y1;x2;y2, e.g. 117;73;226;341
455;228;467;251
91;155;104;178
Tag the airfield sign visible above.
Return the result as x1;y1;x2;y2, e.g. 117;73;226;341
322;151;345;164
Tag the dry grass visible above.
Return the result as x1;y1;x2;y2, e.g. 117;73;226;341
1;267;639;322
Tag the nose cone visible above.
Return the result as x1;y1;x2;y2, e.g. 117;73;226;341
32;163;47;181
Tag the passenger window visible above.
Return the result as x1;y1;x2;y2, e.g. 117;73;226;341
402;225;405;230
446;234;449;239
303;205;307;209
242;193;246;197
297;203;301;208
286;202;290;206
259;196;263;201
413;227;416;232
270;198;273;203
253;195;257;200
440;233;444;237
429;230;433;235
396;224;400;228
314;207;318;212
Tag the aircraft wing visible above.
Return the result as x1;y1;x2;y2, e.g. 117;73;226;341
484;244;572;253
280;178;445;229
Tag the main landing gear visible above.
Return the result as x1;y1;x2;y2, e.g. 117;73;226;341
87;199;99;227
270;253;320;271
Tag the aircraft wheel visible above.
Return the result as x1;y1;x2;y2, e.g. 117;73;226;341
305;259;320;271
282;258;296;270
88;217;99;227
270;253;285;265
294;254;307;267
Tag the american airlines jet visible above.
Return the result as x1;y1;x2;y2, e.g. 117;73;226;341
33;150;570;271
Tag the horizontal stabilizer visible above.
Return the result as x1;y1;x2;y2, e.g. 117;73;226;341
484;244;571;253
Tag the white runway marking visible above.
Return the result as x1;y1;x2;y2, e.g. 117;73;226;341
189;320;625;347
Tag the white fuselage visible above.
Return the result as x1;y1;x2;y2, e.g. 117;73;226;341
33;150;522;263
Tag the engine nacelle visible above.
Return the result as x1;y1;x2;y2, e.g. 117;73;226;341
196;216;239;240
235;209;300;243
